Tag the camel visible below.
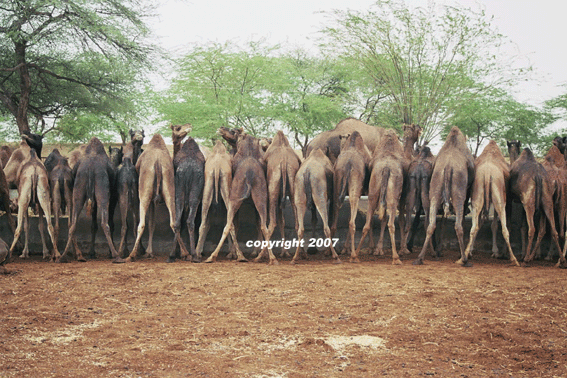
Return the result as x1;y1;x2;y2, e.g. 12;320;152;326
552;136;567;160
10;149;60;261
206;134;276;264
198;140;234;260
68;144;87;170
292;148;341;264
171;123;193;157
304;118;385;164
461;140;519;266
414;126;475;266
57;137;124;263
169;136;205;263
509;148;565;267
217;126;244;155
129;129;145;165
0;145;12;168
114;142;140;257
354;129;407;265
44;149;73;242
0;160;17;239
0;237;10;274
507;140;521;164
4;140;32;187
126;134;189;262
21;130;43;158
262;130;302;256
400;144;435;254
331;131;371;261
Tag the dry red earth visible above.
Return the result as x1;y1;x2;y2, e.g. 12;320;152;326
2;249;567;377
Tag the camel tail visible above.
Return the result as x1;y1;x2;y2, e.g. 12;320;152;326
86;170;95;217
237;169;253;202
153;161;162;203
213;167;220;204
378;167;390;219
534;175;542;212
303;170;313;210
338;162;351;204
483;175;492;216
442;167;453;216
280;161;287;206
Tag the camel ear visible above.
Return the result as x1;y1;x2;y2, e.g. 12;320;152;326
108;145;112;153
507;141;511;148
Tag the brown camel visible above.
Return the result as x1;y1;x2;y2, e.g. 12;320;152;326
171;123;193;158
57;137;124;263
67;144;87;170
44;149;74;243
461;140;519;266
507;140;521;164
206;134;276;264
304;118;385;164
129;129;145;165
509;148;566;267
169;136;205;263
217;126;244;155
400;144;435;254
126;134;189;262
292;148;341;264
414;126;475;266
199;140;235;261
4;140;32;187
10;149;60;261
552;136;567;161
355;129;407;265
262;130;302;256
0;145;13;168
331;131;371;261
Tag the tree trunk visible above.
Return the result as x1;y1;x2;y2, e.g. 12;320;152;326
15;41;31;135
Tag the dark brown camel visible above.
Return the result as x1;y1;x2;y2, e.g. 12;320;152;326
169;136;205;263
552;136;567;161
129;129;145;165
414;126;475;266
21;130;43;158
57;137;124;263
292;148;341;264
114;142;140;257
0;145;13;168
262;130;301;256
126;134;189;262
199;140;234;261
44;149;74;243
304;118;385;164
355;129;407;265
10;149;60;261
508;148;565;267
206;134;276;264
331;131;371;261
462;140;519;266
217;126;244;155
507;140;521;164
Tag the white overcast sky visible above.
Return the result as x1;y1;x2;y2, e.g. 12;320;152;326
150;0;567;111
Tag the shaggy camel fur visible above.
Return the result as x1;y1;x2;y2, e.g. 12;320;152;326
331;131;371;261
305;118;385;164
461;141;519;266
355;129;407;265
292;148;341;264
0;145;12;168
199;140;234;260
126;134;189;262
553;136;567;160
169;136;205;263
44;149;73;242
114;142;140;257
10;149;60;261
400;144;435;254
57;137;124;263
509;148;566;267
414;126;475;266
206;134;276;264
262;130;302;256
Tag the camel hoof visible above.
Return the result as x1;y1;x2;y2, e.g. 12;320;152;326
112;257;125;264
269;259;279;265
555;261;567;269
77;256;87;262
392;259;402;265
204;257;215;263
237;257;248;263
510;261;520;267
412;259;424;266
166;257;176;263
19;254;28;259
124;257;133;263
462;261;473;268
55;256;69;264
333;258;342;264
290;260;298;265
189;256;201;263
349;257;360;263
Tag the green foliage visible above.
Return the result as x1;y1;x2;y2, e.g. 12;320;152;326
320;0;531;142
0;0;156;139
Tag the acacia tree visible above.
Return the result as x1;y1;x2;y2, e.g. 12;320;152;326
320;0;529;142
0;0;155;137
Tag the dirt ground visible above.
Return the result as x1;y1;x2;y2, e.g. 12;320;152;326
1;247;567;378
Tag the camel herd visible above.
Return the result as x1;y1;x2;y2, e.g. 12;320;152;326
1;117;567;273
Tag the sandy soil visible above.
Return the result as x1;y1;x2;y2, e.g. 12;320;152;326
1;249;567;377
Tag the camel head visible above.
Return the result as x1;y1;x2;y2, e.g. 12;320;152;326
171;123;192;143
129;129;145;143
